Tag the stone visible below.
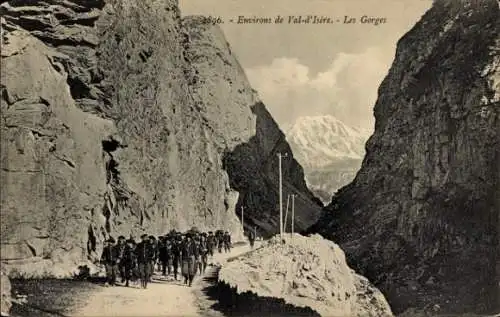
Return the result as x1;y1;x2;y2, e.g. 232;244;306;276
219;234;393;317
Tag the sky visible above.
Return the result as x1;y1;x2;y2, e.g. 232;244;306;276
180;0;432;131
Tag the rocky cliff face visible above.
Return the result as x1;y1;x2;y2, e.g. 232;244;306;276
310;0;499;314
0;0;322;277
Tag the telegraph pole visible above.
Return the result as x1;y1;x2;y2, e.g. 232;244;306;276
291;194;295;238
277;152;288;240
278;152;283;239
241;206;244;235
284;194;290;233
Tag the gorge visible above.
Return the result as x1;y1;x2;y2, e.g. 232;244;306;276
1;0;498;316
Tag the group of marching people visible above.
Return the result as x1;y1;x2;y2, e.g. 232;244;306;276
100;229;232;289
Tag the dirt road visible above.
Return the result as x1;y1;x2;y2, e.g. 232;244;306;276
70;242;260;317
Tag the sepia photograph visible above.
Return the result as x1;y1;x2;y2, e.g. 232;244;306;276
0;0;498;316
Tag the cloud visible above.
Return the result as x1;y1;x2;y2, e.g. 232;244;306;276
244;47;393;130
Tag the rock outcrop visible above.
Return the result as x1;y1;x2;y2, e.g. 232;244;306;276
0;0;322;277
310;0;499;314
219;234;394;317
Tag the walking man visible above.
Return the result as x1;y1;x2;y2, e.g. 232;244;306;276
217;231;223;253
157;236;165;273
148;235;158;282
172;234;182;280
100;237;119;287
122;238;137;287
207;231;215;257
199;234;208;274
223;231;231;253
248;229;256;249
193;234;200;275
136;234;155;289
116;235;127;283
181;234;197;287
160;235;172;276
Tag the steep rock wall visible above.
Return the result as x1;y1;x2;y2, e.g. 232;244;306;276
310;0;499;314
182;17;323;235
0;0;322;277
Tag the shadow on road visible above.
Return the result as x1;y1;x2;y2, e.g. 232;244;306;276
200;268;320;317
9;278;100;317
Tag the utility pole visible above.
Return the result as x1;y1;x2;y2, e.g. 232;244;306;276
278;152;283;239
241;206;244;235
284;194;290;233
277;152;287;240
291;194;295;239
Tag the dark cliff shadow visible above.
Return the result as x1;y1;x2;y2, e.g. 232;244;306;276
200;267;320;317
222;102;323;238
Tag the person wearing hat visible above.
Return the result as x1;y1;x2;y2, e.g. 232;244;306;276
116;236;127;284
136;234;155;288
198;234;208;274
122;238;137;287
180;233;197;286
216;230;224;253
159;235;174;276
128;238;139;284
171;234;182;280
207;231;215;258
156;235;164;273
100;237;119;286
248;228;256;249
223;231;231;253
148;235;158;281
193;234;201;275
157;236;165;274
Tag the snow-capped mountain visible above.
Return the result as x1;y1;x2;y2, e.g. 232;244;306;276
284;115;371;203
284;115;370;170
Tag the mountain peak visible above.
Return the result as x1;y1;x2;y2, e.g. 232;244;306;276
284;115;370;170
